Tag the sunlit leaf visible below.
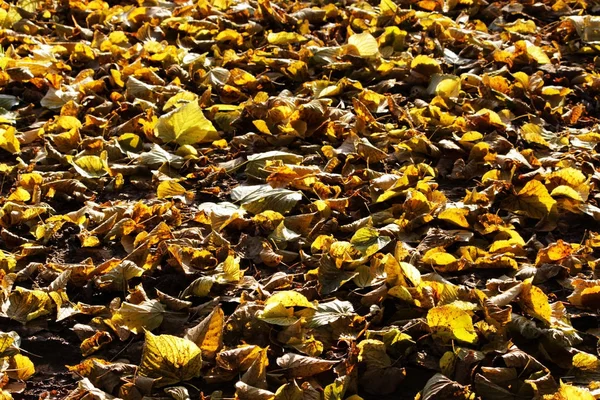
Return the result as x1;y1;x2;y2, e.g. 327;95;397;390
155;101;219;145
427;305;478;344
139;332;203;387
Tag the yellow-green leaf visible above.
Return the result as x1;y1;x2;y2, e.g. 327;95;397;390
427;305;478;344
155;101;219;145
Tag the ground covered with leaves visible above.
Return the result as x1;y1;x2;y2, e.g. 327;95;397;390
2;0;600;399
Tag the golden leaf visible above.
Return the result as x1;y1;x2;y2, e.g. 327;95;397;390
504;180;556;219
109;300;166;334
184;305;224;360
348;33;380;58
155;101;219;145
438;208;470;228
542;382;594;400
2;288;53;324
427;305;478;344
264;291;316;309
8;353;35;380
139;332;203;387
519;278;552;325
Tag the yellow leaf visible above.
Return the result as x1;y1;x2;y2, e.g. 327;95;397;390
157;180;187;199
422;247;459;266
67;151;110;178
410;55;441;76
110;69;124;87
139;331;203;387
505;180;556;219
220;254;242;283
8;353;35;380
388;285;412;302
80;331;112;357
216;28;242;43
520;123;550;147
163;91;198;112
381;253;406;287
399;261;421;286
155;101;219;145
348;32;380;58
0;331;20;356
267;32;308;45
428;74;461;98
438;208;469;228
567;278;600;308
184;305;224;360
427;305;478;344
0;126;20;154
264;291;316;309
535;240;572;266
253;119;272;135
357;339;391;369
543;382;595;400
572;352;599;371
380;0;397;15
439;351;456;377
257;302;297;326
519;278;552;325
503;19;537;34
517;40;551;64
2;287;53;324
109;300;166;334
7;187;30;202
350;227;391;256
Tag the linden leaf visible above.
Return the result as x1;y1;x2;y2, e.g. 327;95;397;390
257;302;297;326
0;331;20;357
109;300;166;334
157;180;189;199
411;55;442;76
567;278;600;308
438;208;470;228
348;32;380;58
264;291;316;309
276;353;337;378
427;74;461;98
155;100;219;145
274;381;304;400
542;382;595;400
504;180;556;219
231;185;302;214
184;305;224;360
306;299;355;328
0;126;20;154
427;305;478;344
8;353;35;381
67;152;110;178
267;32;308;45
139;332;203;387
519;278;552;325
1;287;53;324
350;227;391;256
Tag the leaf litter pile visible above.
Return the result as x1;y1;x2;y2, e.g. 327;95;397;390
4;0;600;399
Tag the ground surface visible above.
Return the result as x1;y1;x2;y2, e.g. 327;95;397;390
0;0;599;399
